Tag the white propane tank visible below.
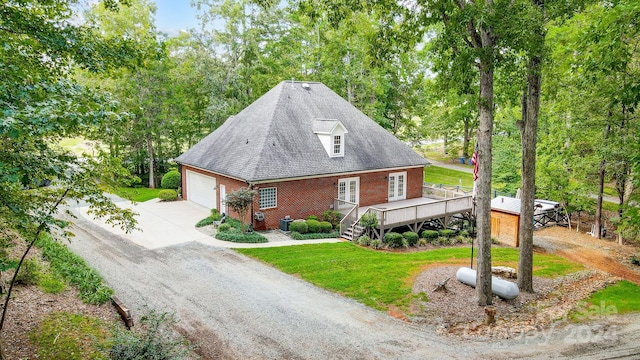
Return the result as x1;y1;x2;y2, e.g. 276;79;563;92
456;267;519;300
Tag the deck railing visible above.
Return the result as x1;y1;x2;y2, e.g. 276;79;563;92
369;195;473;230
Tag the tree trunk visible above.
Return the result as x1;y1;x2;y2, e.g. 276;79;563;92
146;121;155;189
594;122;611;239
475;30;494;307
462;118;471;159
517;53;541;293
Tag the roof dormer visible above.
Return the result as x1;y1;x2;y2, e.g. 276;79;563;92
313;119;348;158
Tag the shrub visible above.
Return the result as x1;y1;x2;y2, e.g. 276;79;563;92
289;221;308;234
291;231;340;240
215;231;268;243
401;238;409;248
418;238;427;247
158;189;178;201
307;215;319;221
217;223;232;232
15;258;42;285
403;231;419;246
319;221;333;233
371;239;383;249
421;230;439;240
306;219;321;233
460;230;470;237
321;210;342;228
384;232;404;248
160;170;181;189
123;175;143;188
360;212;378;231
196;217;214;227
454;235;467;244
437;237;448;246
357;235;371;246
439;229;456;238
210;208;222;221
106;308;194;359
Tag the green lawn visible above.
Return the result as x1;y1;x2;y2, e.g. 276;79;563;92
237;242;582;311
114;187;163;202
577;280;640;316
424;166;474;188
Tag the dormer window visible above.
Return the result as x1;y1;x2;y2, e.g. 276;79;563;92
333;135;343;156
313;119;348;158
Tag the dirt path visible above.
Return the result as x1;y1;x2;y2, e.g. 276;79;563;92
535;227;640;284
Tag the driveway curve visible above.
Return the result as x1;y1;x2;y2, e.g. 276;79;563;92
67;212;640;359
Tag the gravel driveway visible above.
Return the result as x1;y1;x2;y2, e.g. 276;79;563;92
67;214;640;359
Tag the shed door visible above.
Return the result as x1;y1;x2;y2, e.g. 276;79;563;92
186;170;217;209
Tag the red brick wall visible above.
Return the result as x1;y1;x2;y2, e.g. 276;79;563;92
254;167;424;230
180;165;425;230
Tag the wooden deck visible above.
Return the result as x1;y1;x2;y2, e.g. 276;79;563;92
337;186;474;240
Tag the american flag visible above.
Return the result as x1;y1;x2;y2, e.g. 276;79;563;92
471;143;479;181
471;143;478;197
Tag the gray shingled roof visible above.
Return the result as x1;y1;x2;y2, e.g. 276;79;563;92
175;81;428;183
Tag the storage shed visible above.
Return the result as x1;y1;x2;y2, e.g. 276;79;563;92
490;196;563;247
490;196;522;247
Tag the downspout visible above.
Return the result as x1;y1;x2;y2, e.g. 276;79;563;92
248;181;255;231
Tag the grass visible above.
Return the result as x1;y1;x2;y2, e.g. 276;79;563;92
237;242;582;311
577;280;640;316
423;166;474;188
114;187;163;202
29;312;109;360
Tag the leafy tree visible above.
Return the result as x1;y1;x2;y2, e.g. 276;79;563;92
225;188;257;233
0;1;143;356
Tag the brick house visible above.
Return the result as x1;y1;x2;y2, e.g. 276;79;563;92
175;81;428;231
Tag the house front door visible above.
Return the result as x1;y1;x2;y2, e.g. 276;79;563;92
388;172;407;202
338;177;359;209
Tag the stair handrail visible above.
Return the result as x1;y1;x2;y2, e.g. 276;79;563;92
337;199;359;236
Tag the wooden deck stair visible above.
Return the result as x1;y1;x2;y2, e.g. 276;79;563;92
342;222;365;240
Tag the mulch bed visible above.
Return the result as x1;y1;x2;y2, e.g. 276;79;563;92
411;265;617;339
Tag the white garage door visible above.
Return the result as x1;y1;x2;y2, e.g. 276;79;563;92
186;170;217;209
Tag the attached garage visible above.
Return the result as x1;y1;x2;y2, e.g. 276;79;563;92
185;170;217;209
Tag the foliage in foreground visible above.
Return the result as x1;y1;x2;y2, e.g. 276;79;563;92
29;309;196;360
237;242;583;311
106;308;195;360
38;235;113;304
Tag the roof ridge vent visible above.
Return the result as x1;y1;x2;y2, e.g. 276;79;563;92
301;82;310;90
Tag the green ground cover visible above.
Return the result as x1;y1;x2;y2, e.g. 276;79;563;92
237;243;582;311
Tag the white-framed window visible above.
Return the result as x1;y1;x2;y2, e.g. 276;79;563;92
332;134;343;156
259;187;277;209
